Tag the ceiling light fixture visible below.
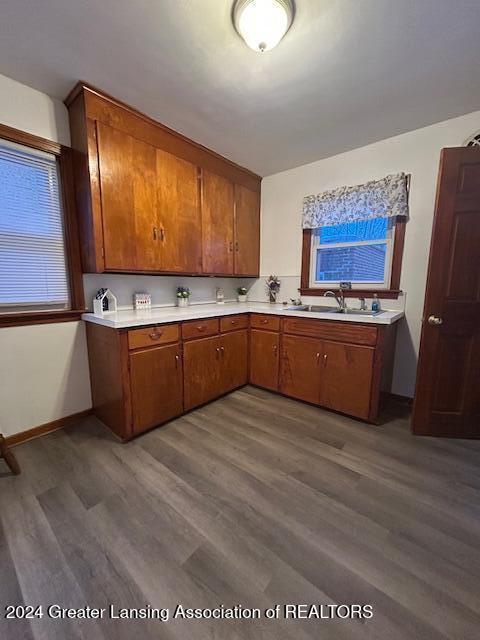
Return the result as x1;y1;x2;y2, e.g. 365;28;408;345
233;0;294;52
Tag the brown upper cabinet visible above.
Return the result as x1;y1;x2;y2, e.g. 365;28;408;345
66;84;261;275
96;122;158;271
201;169;235;275
201;170;260;276
234;183;260;276
156;148;202;273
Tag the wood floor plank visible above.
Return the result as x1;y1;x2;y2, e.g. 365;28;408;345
0;478;105;640
36;482;170;640
0;519;35;640
2;386;479;640
158;415;479;638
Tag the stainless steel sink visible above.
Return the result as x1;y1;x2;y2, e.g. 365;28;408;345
341;309;384;316
285;305;339;312
285;304;384;317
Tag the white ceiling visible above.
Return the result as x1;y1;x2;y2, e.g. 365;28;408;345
0;0;479;176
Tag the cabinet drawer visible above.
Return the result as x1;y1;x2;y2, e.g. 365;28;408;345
250;314;280;331
283;317;377;346
220;314;248;333
128;324;179;350
182;317;219;340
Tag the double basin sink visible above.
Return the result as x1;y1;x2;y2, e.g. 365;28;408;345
285;304;384;317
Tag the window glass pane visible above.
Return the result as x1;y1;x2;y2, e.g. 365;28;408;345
315;243;387;282
318;218;388;244
0;141;70;308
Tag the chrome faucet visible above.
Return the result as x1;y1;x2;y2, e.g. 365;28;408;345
324;290;347;312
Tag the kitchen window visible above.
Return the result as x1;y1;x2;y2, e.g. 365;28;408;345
0;124;84;326
310;217;395;289
300;173;408;298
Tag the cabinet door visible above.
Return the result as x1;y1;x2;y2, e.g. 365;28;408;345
250;330;279;391
129;344;183;434
234;184;260;276
156;149;202;273
201;170;234;274
97;122;158;271
320;341;374;420
183;335;221;410
280;335;322;404
219;330;248;394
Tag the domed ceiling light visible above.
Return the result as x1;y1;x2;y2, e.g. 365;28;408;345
233;0;294;52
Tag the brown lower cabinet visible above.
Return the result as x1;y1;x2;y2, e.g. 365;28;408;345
249;329;279;391
320;341;374;420
184;330;248;411
183;335;221;410
86;313;396;441
221;329;249;393
279;336;375;420
251;316;395;422
280;335;322;404
129;343;183;435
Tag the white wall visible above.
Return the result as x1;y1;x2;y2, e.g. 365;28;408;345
83;274;254;310
0;323;91;436
0;73;91;438
0;73;71;146
256;110;480;397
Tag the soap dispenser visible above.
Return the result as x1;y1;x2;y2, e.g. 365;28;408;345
371;294;380;313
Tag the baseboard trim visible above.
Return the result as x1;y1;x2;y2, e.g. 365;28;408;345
5;409;93;447
382;391;413;405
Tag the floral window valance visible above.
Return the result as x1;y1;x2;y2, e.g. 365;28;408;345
302;172;409;229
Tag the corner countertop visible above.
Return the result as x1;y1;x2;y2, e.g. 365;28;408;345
81;302;404;329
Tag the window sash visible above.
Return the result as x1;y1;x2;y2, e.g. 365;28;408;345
0;138;70;312
309;221;395;289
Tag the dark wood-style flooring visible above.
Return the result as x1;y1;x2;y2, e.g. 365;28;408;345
1;386;480;640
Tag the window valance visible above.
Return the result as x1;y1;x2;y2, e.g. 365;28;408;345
302;172;409;229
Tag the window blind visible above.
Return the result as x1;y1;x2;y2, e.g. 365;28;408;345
0;139;70;310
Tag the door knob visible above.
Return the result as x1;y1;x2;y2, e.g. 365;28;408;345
427;315;443;326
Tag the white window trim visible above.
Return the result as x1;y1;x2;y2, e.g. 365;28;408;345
309;221;395;290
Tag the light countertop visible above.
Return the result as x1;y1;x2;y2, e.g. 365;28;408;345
82;302;404;329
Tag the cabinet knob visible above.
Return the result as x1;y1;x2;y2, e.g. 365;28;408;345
427;315;443;326
197;325;206;332
323;353;328;366
175;354;180;368
260;319;268;324
149;330;163;340
152;226;158;240
235;241;239;252
273;344;278;356
316;352;320;364
231;320;237;325
229;241;233;252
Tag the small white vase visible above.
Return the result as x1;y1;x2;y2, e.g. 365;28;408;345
177;297;189;308
237;294;247;303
